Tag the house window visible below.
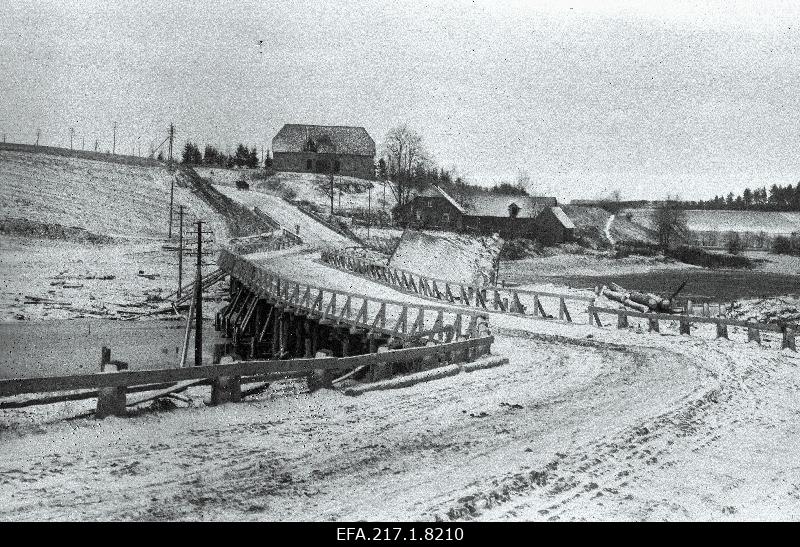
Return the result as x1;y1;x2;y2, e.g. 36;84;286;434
508;203;520;218
334;160;341;173
442;212;450;223
415;210;422;221
306;159;313;170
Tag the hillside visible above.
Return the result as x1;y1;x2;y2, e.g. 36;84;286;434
0;150;270;321
561;205;658;246
624;208;800;235
195;167;392;216
389;230;503;286
0;150;177;240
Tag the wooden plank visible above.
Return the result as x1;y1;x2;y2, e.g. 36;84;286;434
126;379;208;407
0;357;338;397
588;306;782;332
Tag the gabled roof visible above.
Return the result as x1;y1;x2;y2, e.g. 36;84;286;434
415;185;466;213
463;195;558;218
548;206;576;229
272;124;376;156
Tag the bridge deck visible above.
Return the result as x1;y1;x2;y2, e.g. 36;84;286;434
221;250;489;341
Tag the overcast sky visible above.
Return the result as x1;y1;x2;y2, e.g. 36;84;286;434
2;0;799;200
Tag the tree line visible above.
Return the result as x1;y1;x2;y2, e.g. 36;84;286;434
686;183;800;212
377;123;528;208
182;142;270;169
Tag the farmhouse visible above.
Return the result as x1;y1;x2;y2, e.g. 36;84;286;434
394;185;576;244
271;124;376;180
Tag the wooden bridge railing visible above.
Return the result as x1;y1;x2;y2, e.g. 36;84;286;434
588;305;797;350
0;336;496;417
320;249;595;323
219;249;490;342
0;336;494;399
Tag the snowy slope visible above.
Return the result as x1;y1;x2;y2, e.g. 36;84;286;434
0;150;231;242
213;184;351;247
389;230;503;286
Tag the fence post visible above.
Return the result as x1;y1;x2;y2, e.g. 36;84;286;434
617;309;629;329
782;327;797;351
715;320;729;340
679;314;691;335
96;347;126;418
210;347;242;405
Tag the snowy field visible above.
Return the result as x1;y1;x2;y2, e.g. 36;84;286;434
0;150;174;240
624;208;800;235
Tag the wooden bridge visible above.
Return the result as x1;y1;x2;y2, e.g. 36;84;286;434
320;249;596;323
216;249;491;362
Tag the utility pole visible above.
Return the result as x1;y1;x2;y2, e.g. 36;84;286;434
112;121;117;154
168;177;175;239
167;123;174;164
35;129;41;146
69;127;74;150
329;160;335;216
368;184;372;240
82;136;85;150
94;139;98;152
194;220;203;367
168;123;176;238
177;205;184;298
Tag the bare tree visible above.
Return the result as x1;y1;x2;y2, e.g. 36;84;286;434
652;196;689;249
383;124;430;207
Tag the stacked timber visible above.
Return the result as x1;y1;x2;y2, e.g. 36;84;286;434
599;283;675;314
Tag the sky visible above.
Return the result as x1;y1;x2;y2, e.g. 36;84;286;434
2;0;799;201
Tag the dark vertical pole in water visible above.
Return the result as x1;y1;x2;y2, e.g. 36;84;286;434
194;220;203;366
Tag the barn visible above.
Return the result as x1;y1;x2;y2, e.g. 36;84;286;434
271;124;376;180
394;185;576;244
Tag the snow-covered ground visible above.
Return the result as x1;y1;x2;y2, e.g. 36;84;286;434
390;230;503;286
3;152;800;521
195;167;388;213
624;208;800;235
213;185;350;248
2;295;798;520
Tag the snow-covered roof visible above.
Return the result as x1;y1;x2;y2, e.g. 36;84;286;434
272;124;376;156
415;185;466;213
463;195;557;218
548;206;576;229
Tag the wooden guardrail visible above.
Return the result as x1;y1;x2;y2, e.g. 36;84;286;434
219;249;490;342
588;305;797;350
320;249;595;323
0;336;494;416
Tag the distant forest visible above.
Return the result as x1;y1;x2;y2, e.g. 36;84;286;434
685;183;800;212
182;142;265;169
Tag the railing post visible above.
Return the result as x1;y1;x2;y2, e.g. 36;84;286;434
715;320;729;340
96;347;127;418
679;314;691;335
617;308;628;329
782;327;796;351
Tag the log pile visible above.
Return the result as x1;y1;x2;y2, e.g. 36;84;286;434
598;282;676;314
